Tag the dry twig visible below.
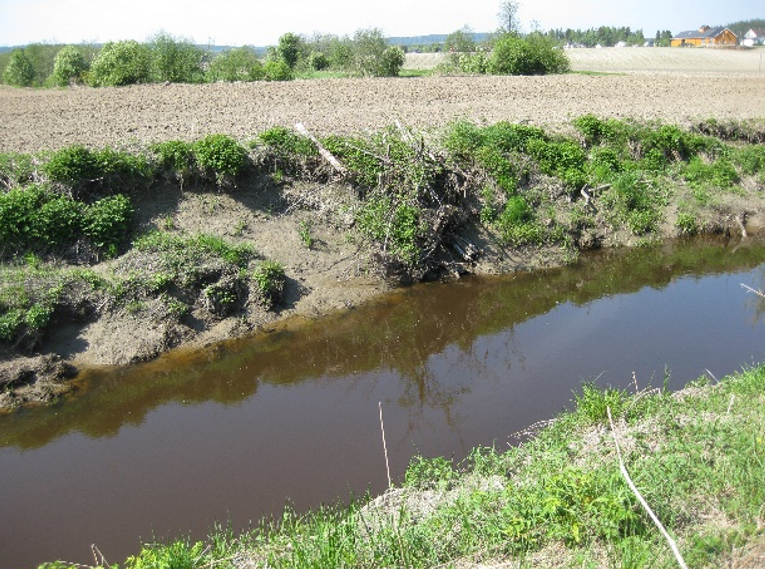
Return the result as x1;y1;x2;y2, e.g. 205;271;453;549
607;408;688;569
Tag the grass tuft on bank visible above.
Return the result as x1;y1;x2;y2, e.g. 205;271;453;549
39;364;765;568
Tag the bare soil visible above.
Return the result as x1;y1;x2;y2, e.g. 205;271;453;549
1;51;764;408
2;70;765;154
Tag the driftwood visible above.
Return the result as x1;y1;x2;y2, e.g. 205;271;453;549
294;122;347;175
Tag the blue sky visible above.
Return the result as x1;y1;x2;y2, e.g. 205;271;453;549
0;0;761;46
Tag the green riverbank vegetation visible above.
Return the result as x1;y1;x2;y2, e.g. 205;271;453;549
1;117;765;356
39;362;765;568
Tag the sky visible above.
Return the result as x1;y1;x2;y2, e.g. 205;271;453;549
0;0;761;47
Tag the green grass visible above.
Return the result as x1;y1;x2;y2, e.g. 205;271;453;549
42;364;765;569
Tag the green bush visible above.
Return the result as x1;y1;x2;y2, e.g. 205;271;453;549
262;59;293;81
206;47;263;82
572;114;617;147
82;194;135;258
43;144;153;197
683;156;740;189
489;34;569;76
306;51;329;71
0;152;36;188
50;45;88;86
148;31;205;83
151;140;195;184
192;134;247;186
89;40;151;86
526;138;586;189
734;145;765;176
2;49;35;87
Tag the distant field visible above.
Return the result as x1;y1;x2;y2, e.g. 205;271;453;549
1;47;764;153
404;47;765;74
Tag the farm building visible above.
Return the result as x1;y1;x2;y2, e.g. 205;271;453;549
742;28;765;46
671;26;737;47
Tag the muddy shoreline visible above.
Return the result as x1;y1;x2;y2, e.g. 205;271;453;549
2;65;765;410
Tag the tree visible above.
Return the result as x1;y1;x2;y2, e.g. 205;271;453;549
445;26;476;54
148;31;205;83
277;33;304;69
498;1;521;34
2;49;35;87
51;45;88;86
206;47;263;82
89;40;151;86
350;28;404;77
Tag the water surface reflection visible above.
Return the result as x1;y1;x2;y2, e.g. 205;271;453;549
2;235;765;568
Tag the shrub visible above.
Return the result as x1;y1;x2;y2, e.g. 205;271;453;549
192;134;247;186
43;144;153;197
456;51;490;74
489;34;569;76
0;152;36;188
206;47;263;82
734;145;765;176
262;59;293;81
2;49;35;87
89;40;151;86
148;31;205;83
151;140;195;185
526;138;586;189
572;114;617;147
51;46;88;86
83;194;135;258
306;51;329;71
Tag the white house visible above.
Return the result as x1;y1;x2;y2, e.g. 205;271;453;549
743;29;765;47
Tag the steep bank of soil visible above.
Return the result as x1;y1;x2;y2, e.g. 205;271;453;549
1;68;764;409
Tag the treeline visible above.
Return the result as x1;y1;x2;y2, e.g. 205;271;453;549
546;26;670;47
0;29;407;88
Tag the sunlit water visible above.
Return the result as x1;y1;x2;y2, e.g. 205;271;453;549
2;235;765;568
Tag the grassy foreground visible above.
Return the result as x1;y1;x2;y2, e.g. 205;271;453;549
41;364;765;568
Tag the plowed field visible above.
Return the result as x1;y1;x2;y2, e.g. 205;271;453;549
1;47;764;153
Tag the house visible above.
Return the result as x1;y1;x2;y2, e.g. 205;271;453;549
742;28;765;47
671;25;737;47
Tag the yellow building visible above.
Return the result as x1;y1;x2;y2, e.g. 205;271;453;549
671;26;738;47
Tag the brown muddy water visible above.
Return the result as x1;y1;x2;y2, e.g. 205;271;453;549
3;236;765;568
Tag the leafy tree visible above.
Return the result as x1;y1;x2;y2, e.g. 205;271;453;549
2;49;35;87
89;40;151;86
277;33;304;69
148;31;205;83
206;47;263;82
351;28;404;77
498;0;521;34
51;45;89;86
445;26;476;53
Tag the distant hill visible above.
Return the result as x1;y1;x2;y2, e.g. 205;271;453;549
388;33;491;49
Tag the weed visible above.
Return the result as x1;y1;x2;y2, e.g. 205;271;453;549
192;134;247;187
298;220;313;249
252;260;285;308
676;211;699;235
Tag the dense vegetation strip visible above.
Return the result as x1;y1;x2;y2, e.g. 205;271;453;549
1;118;765;353
39;362;765;568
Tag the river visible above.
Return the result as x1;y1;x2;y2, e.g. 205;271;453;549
2;235;765;568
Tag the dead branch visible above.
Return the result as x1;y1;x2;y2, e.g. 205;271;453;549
607;408;688;569
294;122;347;175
